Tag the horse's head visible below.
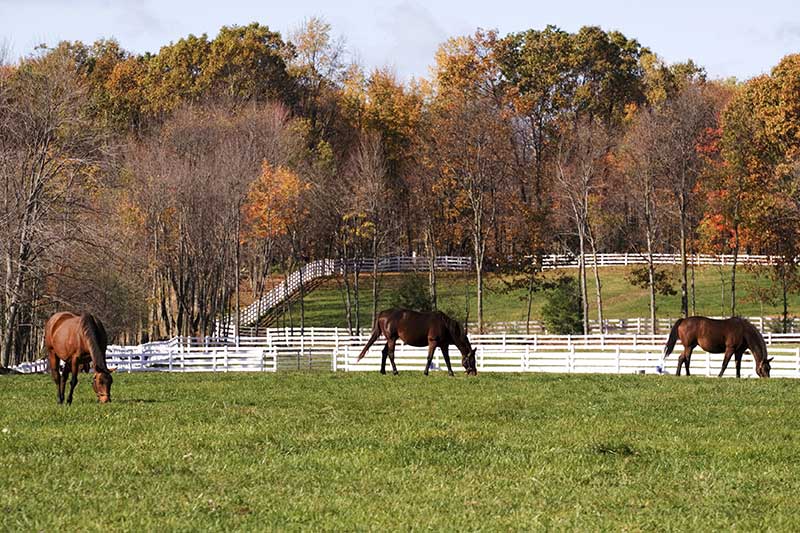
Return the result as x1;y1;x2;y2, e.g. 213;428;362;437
462;348;477;376
756;357;773;378
92;369;114;403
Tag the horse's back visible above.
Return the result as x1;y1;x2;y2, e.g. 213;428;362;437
44;312;79;346
684;316;752;352
382;308;452;346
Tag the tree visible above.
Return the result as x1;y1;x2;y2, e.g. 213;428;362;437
431;32;510;333
1;47;109;366
541;276;583;334
346;132;393;328
554;117;610;334
654;83;718;317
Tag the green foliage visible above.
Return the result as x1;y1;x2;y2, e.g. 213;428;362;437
390;273;434;312
541;276;583;334
625;265;678;296
2;373;800;530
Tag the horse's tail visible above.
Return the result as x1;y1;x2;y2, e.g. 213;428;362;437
356;322;382;362
81;314;110;374
663;318;684;359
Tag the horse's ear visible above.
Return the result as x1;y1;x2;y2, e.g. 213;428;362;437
767;357;774;363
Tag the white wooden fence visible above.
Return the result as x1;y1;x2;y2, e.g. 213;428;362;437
233;252;784;330
12;330;800;379
472;316;800;334
237;256;472;327
540;253;781;269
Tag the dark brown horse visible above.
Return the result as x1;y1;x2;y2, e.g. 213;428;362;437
44;312;114;404
357;309;477;376
663;316;772;378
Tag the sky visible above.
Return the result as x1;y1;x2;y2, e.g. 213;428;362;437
0;0;798;82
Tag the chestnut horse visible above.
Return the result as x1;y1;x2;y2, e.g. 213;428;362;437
663;316;772;378
44;312;114;404
357;309;477;376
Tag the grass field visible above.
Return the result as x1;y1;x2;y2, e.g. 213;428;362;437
1;372;799;531
283;266;799;328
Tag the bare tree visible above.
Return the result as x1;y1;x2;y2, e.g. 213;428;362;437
1;48;109;366
654;84;717;317
620;108;671;333
348;132;393;327
555;117;610;334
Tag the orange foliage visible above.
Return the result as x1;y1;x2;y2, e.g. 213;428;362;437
243;162;310;242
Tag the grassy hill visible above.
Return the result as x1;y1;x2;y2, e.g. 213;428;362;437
2;372;798;530
272;266;797;329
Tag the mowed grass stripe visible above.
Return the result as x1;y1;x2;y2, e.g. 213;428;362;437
1;372;798;531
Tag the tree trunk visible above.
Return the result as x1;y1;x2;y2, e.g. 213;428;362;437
371;235;380;328
587;228;604;333
425;227;437;309
679;195;689;318
578;228;589;335
731;218;740;317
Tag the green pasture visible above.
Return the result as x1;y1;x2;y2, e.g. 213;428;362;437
1;372;798;531
278;265;798;329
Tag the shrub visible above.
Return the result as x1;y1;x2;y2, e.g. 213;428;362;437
541;276;583;334
390;274;434;312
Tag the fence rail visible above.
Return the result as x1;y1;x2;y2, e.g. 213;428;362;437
234;253;785;330
540;253;781;269
237;256;471;328
470;316;800;334
13;330;800;379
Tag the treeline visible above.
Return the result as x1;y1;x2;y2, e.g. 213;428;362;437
2;19;800;365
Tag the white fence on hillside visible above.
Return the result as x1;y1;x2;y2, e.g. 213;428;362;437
13;330;800;379
472;316;800;334
540;253;780;269
237;256;472;327
234;252;784;330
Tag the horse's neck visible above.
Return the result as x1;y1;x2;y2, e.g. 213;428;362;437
745;329;765;361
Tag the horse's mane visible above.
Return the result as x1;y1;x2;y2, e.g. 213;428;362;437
438;312;466;343
736;317;769;362
81;314;110;374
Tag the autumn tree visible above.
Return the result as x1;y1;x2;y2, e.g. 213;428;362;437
0;47;110;366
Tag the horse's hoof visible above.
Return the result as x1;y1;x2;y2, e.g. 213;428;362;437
423;371;429;376
393;371;399;376
448;372;455;377
379;370;386;375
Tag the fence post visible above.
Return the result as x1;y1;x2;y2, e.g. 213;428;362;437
706;351;711;377
569;345;574;373
616;346;620;374
796;347;800;378
333;328;339;372
128;353;133;373
524;345;529;371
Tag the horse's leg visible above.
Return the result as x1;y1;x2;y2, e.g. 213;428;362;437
48;351;61;403
58;363;69;405
441;344;454;377
684;347;694;376
386;339;398;375
718;346;735;378
676;346;694;376
734;347;746;378
66;358;80;405
423;342;436;376
380;343;388;375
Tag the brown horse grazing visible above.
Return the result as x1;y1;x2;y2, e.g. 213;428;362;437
357;309;477;376
44;312;114;404
663;316;773;378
